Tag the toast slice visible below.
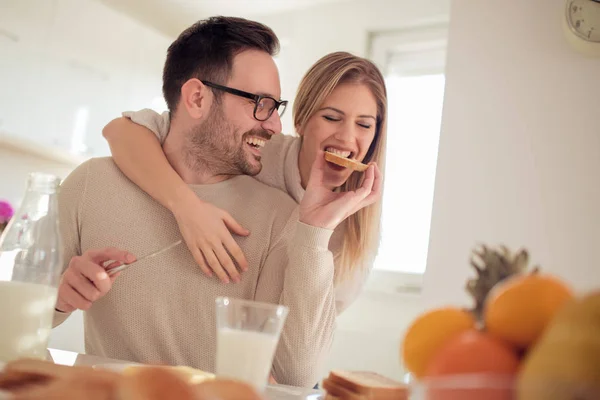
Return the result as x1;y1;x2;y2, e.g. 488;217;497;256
324;152;369;172
322;378;367;400
327;370;408;400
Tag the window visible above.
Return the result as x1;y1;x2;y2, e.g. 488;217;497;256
368;25;448;278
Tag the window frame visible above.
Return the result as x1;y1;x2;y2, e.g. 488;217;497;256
365;24;449;291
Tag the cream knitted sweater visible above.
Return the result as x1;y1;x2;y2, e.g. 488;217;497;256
52;157;336;387
123;109;373;314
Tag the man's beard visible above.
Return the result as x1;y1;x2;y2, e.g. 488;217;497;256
184;106;269;177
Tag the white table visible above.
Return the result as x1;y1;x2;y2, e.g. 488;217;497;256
43;348;324;400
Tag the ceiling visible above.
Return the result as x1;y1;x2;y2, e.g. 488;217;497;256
97;0;352;38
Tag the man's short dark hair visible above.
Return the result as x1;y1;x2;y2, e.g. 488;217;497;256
162;16;280;112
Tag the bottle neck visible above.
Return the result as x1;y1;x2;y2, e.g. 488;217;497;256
13;173;61;223
26;173;61;195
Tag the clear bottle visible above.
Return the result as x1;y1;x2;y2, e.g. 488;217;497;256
0;173;63;362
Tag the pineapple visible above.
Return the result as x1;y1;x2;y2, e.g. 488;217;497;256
466;245;535;322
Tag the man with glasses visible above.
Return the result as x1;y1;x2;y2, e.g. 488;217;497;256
52;16;335;388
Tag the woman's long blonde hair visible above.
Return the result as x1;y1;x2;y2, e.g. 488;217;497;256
293;52;388;282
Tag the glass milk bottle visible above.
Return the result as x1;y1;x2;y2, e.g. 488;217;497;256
0;173;63;362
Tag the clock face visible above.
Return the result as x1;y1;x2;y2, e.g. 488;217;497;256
566;0;600;42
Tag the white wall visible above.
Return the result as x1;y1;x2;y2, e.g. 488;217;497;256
0;0;170;159
423;0;600;310
0;142;76;205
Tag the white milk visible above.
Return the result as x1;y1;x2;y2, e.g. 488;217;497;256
0;280;58;362
215;327;280;390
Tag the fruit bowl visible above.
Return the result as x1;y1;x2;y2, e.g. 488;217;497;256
400;245;600;400
409;374;513;400
408;373;600;400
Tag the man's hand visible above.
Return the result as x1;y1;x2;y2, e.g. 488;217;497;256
55;247;135;313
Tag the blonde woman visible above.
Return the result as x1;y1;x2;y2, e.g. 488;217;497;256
103;51;387;314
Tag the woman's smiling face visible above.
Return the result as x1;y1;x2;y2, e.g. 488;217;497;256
298;82;378;188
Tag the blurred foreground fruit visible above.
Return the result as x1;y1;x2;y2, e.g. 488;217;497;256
517;291;600;400
484;272;573;348
424;329;520;377
421;330;519;400
401;307;475;378
400;243;596;400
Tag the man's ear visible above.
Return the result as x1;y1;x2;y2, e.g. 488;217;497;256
180;78;210;120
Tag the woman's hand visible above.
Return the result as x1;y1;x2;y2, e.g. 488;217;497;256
299;150;383;230
171;192;250;283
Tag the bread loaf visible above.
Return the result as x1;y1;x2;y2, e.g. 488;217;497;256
118;365;199;400
1;358;265;400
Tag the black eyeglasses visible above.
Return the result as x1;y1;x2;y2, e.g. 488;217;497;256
202;81;288;122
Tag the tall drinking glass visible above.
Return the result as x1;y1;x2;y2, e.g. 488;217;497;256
215;297;288;391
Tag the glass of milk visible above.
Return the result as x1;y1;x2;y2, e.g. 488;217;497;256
215;297;288;391
0;173;63;363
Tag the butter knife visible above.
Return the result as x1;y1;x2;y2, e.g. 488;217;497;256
107;240;183;276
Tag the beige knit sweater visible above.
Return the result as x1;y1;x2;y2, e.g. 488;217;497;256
52;157;336;388
123;109;373;314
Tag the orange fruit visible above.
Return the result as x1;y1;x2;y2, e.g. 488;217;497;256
484;273;573;349
401;307;476;378
422;330;519;400
424;329;520;377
